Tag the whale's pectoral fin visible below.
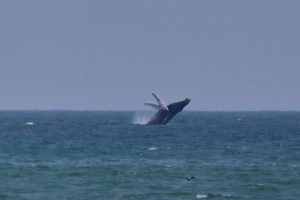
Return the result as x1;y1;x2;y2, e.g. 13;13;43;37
144;102;160;110
152;93;169;111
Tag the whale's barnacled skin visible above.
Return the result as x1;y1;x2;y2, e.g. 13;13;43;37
146;97;191;125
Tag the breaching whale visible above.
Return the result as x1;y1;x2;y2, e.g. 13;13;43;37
145;93;191;125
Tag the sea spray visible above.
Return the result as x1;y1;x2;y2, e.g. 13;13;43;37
133;111;153;125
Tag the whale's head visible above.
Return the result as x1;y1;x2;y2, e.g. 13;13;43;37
168;98;191;113
183;98;191;105
181;98;191;110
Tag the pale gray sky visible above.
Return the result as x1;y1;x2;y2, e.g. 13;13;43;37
0;0;299;110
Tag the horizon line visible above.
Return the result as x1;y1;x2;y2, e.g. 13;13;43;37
0;109;300;112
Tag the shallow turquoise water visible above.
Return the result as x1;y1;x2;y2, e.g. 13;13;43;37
0;111;299;199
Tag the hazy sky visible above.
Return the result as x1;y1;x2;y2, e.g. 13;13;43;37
0;0;299;110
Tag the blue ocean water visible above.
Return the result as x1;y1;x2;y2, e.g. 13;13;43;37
0;111;299;199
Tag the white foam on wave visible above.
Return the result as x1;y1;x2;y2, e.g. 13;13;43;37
25;122;34;126
196;194;208;199
147;147;158;151
133;112;152;125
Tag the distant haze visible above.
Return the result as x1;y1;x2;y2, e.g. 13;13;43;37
1;1;299;110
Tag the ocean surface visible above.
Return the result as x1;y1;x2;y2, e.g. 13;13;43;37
0;111;299;200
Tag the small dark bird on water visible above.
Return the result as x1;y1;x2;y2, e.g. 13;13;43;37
186;176;197;181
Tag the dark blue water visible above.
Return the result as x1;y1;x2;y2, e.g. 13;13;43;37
0;111;299;199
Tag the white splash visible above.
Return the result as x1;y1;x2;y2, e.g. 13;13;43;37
133;112;152;125
25;122;34;126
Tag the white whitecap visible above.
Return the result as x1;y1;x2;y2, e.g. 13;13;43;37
222;193;232;197
196;194;208;199
25;122;34;126
147;147;158;151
